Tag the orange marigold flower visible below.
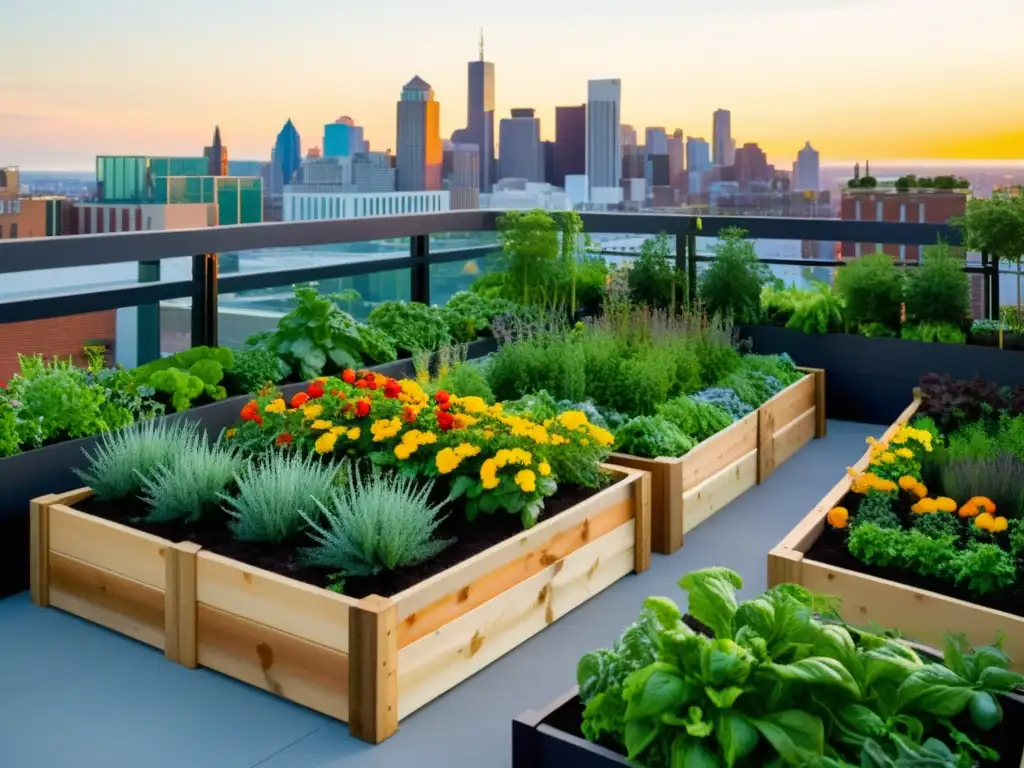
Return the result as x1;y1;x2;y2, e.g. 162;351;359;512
991;516;1009;533
969;496;996;516
291;391;310;409
912;498;938;514
827;507;849;529
934;497;957;513
975;512;995;531
898;476;918;491
911;483;928;499
342;369;356;384
959;501;980;518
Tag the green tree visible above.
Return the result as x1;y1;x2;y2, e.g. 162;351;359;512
698;228;771;324
959;194;1024;319
496;209;561;305
904;242;970;327
627;233;686;313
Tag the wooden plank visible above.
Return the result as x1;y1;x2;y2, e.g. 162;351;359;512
392;473;634;623
398;520;635;719
30;494;58;607
800;559;1024;672
758;404;776;483
348;595;398;743
397;494;634;647
632;471;651;574
605;455;682;555
773;408;816;468
196;551;355;653
767;375;816;431
776;474;853;554
682;450;757;534
48;504;169;589
811;369;827;438
197;604;350;721
680;411;758;489
767;547;803;588
53;487;95;507
49;552;165;649
165;542;202;668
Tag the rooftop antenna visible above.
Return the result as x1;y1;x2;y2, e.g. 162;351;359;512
479;28;484;61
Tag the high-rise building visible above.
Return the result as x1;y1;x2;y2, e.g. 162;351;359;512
352;152;395;193
621;124;637;148
324;117;368;158
712;109;734;167
451;33;495;193
734;142;774;188
794;141;820;192
554;104;586;187
396;76;442;192
587;79;622;192
667;129;684;186
542;141;557;186
274;120;302;189
686;137;712;172
450;144;480;209
498;108;542;183
203;126;228;177
644;127;668;156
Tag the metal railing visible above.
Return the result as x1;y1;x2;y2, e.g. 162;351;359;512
0;210;978;359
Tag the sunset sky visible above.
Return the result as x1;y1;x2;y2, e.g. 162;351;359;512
3;0;1023;170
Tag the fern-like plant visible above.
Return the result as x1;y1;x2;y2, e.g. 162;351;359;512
75;419;203;501
299;465;453;576
139;438;245;524
221;452;340;543
785;282;843;334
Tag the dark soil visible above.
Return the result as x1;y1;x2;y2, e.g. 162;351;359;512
806;491;1024;619
76;483;599;599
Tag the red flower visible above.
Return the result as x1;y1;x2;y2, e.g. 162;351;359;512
290;391;310;409
252;414;264;426
402;405;417;422
436;411;455;431
355;379;368;389
435;390;451;404
330;388;339;396
342;369;356;384
384;380;402;399
367;379;379;390
438;400;451;411
307;380;325;399
355;399;371;418
275;433;294;446
241;400;259;421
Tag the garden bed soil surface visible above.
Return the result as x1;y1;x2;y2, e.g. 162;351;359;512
75;483;599;599
805;492;1024;619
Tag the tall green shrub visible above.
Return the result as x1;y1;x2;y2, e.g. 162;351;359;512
698;228;770;324
904;242;970;327
834;252;904;333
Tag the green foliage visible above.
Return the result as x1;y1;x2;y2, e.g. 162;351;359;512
227;345;289;394
955;542;1017;595
692;388;753;420
853;492;901;529
628;234;686;312
441;291;515;343
367;301;451;353
787;282;845;334
740;353;803;388
834;253;904;333
698;228;771;324
941;454;1024;520
859;321;897;338
577;566;1021;767
497;209;562;305
657;396;733;443
901;322;966;344
299;464;453;576
222;452;339;543
435;361;494;401
1009;519;1024;559
720;370;783;408
138;438;245;524
904;242;971;327
486;332;587;403
0;403;17;458
131;345;233;412
251;287;398;381
75;420;203;501
615;415;695;459
959;193;1024;264
693;333;740;387
912;510;961;539
895;174;970;191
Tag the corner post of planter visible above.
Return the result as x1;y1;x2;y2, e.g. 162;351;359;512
165;542;202;668
349;594;399;744
653;457;684;555
813;369;827;439
29;494;59;607
633;470;652;573
767;547;803;588
757;404;776;484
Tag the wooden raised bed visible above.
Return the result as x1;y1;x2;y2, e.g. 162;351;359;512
30;464;651;744
611;368;825;554
768;395;1024;672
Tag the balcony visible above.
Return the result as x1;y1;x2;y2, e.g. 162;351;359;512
2;210;1023;767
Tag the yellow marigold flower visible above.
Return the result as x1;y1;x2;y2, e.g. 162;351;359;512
558;410;589;431
587;424;615;447
581;438;590;446
265;398;287;415
225;428;237;439
975;512;995;531
991;516;1009;533
453;413;479;430
879;452;896;464
302;403;323;420
827;507;849;529
538;461;551;477
310;419;333;430
487;403;503;417
898;476;918;492
329;425;347;435
480;458;500;489
314;432;338;454
347;427;361;440
436;448;462;475
911;482;928;499
394;443;413;460
458;396;488;414
417;431;437;445
959;501;980;518
934;497;957;513
895;448;914;459
515;469;537;493
371;418;402;442
911;498;938;514
483;429;495;440
455;443;481;458
551;434;568;446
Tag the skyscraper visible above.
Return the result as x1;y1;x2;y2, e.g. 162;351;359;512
644;127;668;156
498;108;542;182
450;144;480;209
204;126;228;177
554;104;586;187
396;76;442;192
274;120;302;189
587;79;622;192
794;141;820;192
667;129;684;186
621;124;637;148
324;117;368;158
451;32;495;193
686;137;712;172
712;109;734;167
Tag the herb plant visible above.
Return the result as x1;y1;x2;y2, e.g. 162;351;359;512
367;301;452;353
787;282;844;334
441;291;515;343
692;388;753;420
834;252;904;334
656;396;733;443
226;345;290;394
138;437;245;524
904;242;971;329
131;346;233;412
698;228;771;324
628;233;686;312
615;415;695;459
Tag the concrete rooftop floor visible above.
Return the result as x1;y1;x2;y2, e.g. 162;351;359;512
0;419;875;768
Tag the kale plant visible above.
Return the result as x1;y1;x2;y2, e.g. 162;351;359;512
691;387;753;420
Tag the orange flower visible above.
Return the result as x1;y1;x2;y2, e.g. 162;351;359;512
898;476;918;492
969;497;996;516
240;400;259;421
975;512;995;531
290;391;310;409
934;497;957;513
827;507;849;529
275;433;294;446
912;498;938;514
959;501;981;518
992;516;1009;533
911;483;928;499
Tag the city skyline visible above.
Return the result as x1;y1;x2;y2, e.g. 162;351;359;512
4;0;1024;170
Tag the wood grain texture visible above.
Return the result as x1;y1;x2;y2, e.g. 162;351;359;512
767;547;803;588
165;542;202;668
606;454;681;555
197;603;350;720
632;470;651;573
53;487;95;507
680;411;758;489
348;596;398;743
682;450;757;534
196;551;355;653
773;408;816;469
49;551;165;649
30;494;58;606
758;406;776;483
397;520;635;719
765;375;816;431
48;504;169;589
812;368;827;438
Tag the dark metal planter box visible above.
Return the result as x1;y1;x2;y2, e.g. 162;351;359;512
739;325;1024;425
0;337;496;598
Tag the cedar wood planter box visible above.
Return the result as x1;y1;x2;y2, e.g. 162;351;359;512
609;369;825;554
768;396;1024;673
0;338;496;598
29;463;651;744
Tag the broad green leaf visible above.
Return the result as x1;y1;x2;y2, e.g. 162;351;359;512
863;641;924;687
679;567;743;640
701;639;754;688
625;719;660;760
301;349;327;375
750;709;824;764
977;665;1024;692
290;337;315;359
891;735;959;766
715;712;759;767
761;657;861;698
860;739;895;768
327;346;357;368
895;665;973;717
644;596;683;631
835;703;884;739
942;633;971;680
670;736;721;768
705;685;745;709
624;663;690;721
967;690;1002;731
447;474;477;500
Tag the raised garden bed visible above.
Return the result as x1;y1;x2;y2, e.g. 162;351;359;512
609;368;824;553
30;464;650;744
768;395;1024;671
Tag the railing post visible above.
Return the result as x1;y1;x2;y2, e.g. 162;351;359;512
988;251;1000;321
191;253;219;349
410;235;430;306
137;260;161;365
686;228;698;308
